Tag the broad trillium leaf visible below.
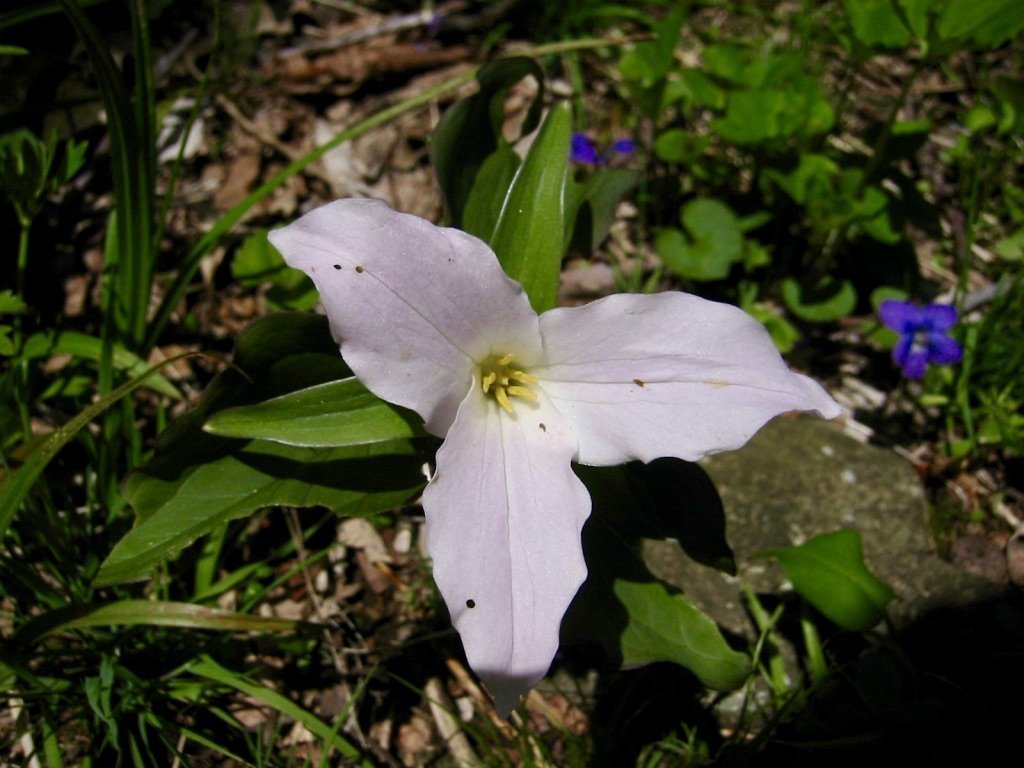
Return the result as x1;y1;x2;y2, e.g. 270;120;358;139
96;313;427;585
269;198;841;714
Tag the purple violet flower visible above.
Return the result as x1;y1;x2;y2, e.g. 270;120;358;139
609;138;635;155
879;299;962;379
570;133;603;164
570;133;634;165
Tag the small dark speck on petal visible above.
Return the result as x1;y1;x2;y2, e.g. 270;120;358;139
539;423;546;432
633;378;645;388
333;264;342;270
466;599;476;609
355;265;365;273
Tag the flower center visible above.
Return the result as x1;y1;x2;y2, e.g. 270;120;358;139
479;353;539;414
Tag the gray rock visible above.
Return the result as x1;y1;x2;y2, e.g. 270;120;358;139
642;417;998;639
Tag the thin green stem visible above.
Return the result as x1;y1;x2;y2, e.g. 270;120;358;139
859;57;925;194
14;221;32;437
144;36;631;351
143;66;477;351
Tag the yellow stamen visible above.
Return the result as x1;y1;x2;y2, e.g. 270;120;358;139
508;369;539;385
506;386;537;401
495;387;514;413
479;353;538;413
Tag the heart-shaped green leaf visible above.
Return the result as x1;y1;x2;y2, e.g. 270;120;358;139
656;198;744;281
759;529;894;631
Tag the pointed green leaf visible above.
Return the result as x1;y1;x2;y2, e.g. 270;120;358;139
12;600;299;650
204;377;425;447
760;529;894;631
187;657;370;765
97;439;425;585
430;57;544;228
95;313;428;585
490;102;571;312
22;330;180;398
462;143;520;241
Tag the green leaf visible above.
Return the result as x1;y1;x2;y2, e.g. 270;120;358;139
0;128;52;220
759;529;894;631
767;154;839;206
11;600;300;650
896;0;933;41
653;128;710;164
430;57;544;228
711;88;834;144
656;198;744;281
561;473;753;688
233;230;318;311
204;377;426;447
782;276;858;322
612;580;751;690
95;313;428;585
490;102;571;313
995;227;1024;261
618;3;686;87
187;657;370;766
461;143;520;241
22;330;180;398
991;77;1024;134
842;0;912;49
0;289;27;315
935;0;1024;49
98;439;425;585
0;357;183;540
563;463;749;690
565;168;640;254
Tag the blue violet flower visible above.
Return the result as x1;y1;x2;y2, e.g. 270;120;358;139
879;299;962;379
570;133;634;165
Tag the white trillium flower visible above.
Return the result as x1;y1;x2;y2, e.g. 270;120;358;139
269;198;842;714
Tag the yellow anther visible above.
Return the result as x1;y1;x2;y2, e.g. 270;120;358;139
479;353;538;413
495;387;514;413
508;369;539;385
506;386;537;401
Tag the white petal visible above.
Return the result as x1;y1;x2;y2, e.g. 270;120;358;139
268;199;541;435
535;292;842;466
422;383;589;715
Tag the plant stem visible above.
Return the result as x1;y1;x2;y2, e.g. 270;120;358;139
14;219;32;437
